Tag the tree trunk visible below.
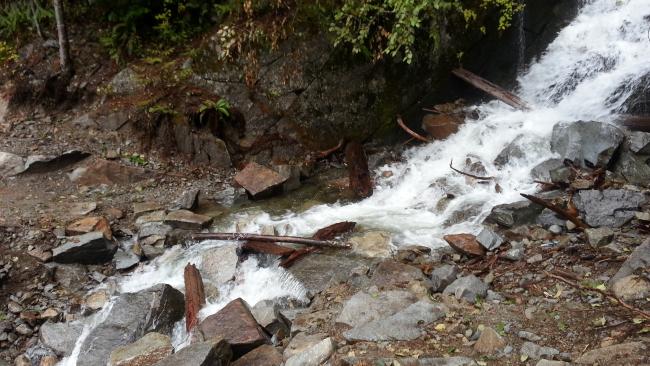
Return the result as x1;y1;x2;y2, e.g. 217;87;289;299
345;141;373;199
452;68;528;110
53;0;72;77
184;264;206;333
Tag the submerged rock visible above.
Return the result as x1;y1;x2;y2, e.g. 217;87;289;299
52;232;117;264
573;189;646;227
77;284;184;366
550;120;625;168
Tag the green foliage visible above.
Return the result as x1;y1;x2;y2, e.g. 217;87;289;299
0;40;18;64
147;103;177;115
0;0;53;39
330;0;524;63
124;152;148;166
199;98;231;120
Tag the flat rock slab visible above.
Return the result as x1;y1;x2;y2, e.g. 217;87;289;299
234;162;287;199
285;337;335;366
22;150;90;174
164;210;212;230
574;341;647;365
574;189;646;227
283;333;328;360
52;231;117;264
133;202;164;219
154;339;232;366
198;298;270;357
370;260;425;289
336;290;418;327
444;234;486;257
39;321;83;357
108;332;172;366
289;252;376;296
231;345;283;366
610;238;650;284
343;300;447;342
66;216;112;239
69;159;149;186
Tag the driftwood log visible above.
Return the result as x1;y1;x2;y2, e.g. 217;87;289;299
345;141;373;199
241;241;296;256
452;68;529;110
191;233;351;248
520;193;588;229
184;264;206;332
280;221;356;268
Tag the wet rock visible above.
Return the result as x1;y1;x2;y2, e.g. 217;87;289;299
52;232;117;264
521;342;560;360
612;148;650;186
494;135;526;167
475;227;504;251
231;345;283;366
531;159;564;182
336;290;418;327
114;250;140;271
584;227;614;247
474;327;506;354
486;201;544;228
610;239;650;284
289;252;375;295
443;234;485;257
611;275;650;301
422;113;461;140
343;300;447;342
285;337;335;366
163;210;212;230
370;260;425;289
85;290;110;310
574;341;647;365
77;284;184;366
66;216;112;240
234;162;288;199
550;121;625;168
109;67;143;95
283;333;327;360
276;164;302;193
133;202;164;219
0;151;25;176
198;298;270;357
347;230;391;258
442;275;488;304
430;265;459;292
250;300;290;338
108;332;172;366
198;244;238;285
141;245;165;260
154;339;232;366
69;159;148;186
171;189;200;211
574;189;646;227
628;131;650;154
39;321;83;356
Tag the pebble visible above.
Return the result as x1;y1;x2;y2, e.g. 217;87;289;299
527;254;544;264
15;323;32;336
548;225;563;234
518;330;542;342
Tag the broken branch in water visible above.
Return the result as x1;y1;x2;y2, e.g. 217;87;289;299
545;271;650;320
184;264;206;332
191;232;351;249
397;115;431;142
452;68;529;110
449;159;495;181
280;221;356;268
520;193;588;229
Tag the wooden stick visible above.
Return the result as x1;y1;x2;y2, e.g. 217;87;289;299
449;159;495;180
545;271;650;320
520;193;589;229
184;264;206;332
315;139;344;159
452;68;529;110
191;233;350;248
397;115;431;142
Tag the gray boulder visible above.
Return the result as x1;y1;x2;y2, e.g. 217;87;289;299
430;265;459;292
154;339;232;366
550;121;624;168
476;227;504;251
628;131;650;154
610;239;650;284
485;201;544;228
336;290;418;327
52;232;117;264
612;147;650;187
531;159;564;182
573;189;646;227
442;275;488;303
285;337;335;366
109;67;143;95
114;249;140;270
343;300;447;342
0;151;25;177
77;284;184;366
39;321;83;356
584;227;614;247
172;189;200;211
198;244;238;285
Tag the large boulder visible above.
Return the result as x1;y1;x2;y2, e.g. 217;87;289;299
573;189;646;227
77;284;184;366
52;231;117;264
288;252;375;296
612;143;650;187
550;121;625;168
198;244;238;285
198;298;270;357
154;339;232;366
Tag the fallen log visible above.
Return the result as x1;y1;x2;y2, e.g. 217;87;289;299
184;264;206;332
345;141;373;199
280;221;356;268
520;193;588;229
191;233;351;248
452;68;529;110
241;241;295;256
617;114;650;132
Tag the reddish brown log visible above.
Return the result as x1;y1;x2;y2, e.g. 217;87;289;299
345;141;373;199
242;241;295;256
617;114;650;132
191;233;349;248
397;115;431;142
520;193;588;229
184;264;206;332
452;68;529;110
315;139;345;159
280;221;356;268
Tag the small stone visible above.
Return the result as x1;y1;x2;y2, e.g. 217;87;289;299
566;221;576;230
133;202;163;219
504;247;525;261
163;210;212;230
518;330;542;342
548;225;562;235
39;308;59;320
285;337;335;366
474;327;506;354
536;361;571;366
15;323;33;336
85;290;110;310
114;250;140;270
584;227;614;247
39;355;58;366
442;275;488;303
444;234;486;257
66;216;113;240
476;227;505;251
7;301;23;314
430;264;459;292
527;254;544;264
14;355;30;366
521;342;560;360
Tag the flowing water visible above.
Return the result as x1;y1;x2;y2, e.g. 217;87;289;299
59;0;650;363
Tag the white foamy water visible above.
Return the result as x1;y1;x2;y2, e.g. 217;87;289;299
237;0;650;247
59;1;650;363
